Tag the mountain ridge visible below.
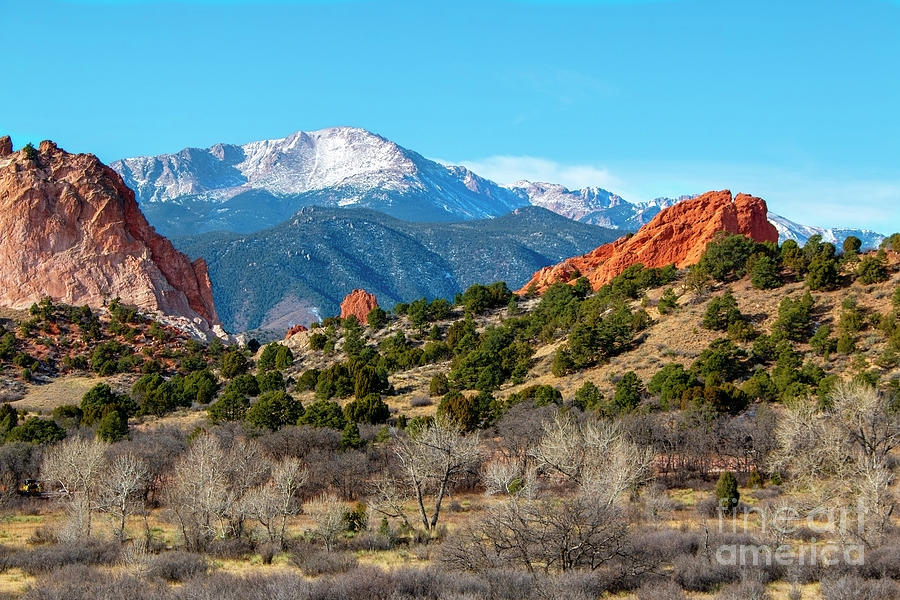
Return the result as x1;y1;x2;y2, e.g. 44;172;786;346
112;127;884;248
173;205;622;333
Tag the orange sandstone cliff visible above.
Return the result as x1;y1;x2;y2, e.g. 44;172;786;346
518;190;779;294
340;289;378;324
0;136;221;336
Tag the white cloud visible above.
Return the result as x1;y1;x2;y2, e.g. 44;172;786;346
444;155;621;191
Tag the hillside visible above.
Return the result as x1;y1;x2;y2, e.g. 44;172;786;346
174;205;622;333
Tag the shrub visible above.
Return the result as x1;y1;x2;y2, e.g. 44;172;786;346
96;409;128;442
246;391;304;431
773;292;814;342
507;384;562;407
715;581;770;600
657;288;679;313
702;289;743;331
806;256;839;290
610;371;644;414
648;363;699;409
699;233;757;281
221;349;249;378
715;471;740;514
8;541;120;575
366;306;388;330
343;394;390;425
637;580;687;600
146;551;208;582
673;555;740;592
6;417;66;444
207;390;250;423
429;373;450;397
573;381;604;411
750;254;782;289
291;550;358;576
300;400;347;429
282;367;313;393
437;391;492;431
857;254;889;284
309;332;328;351
692;338;746;382
257;370;285;393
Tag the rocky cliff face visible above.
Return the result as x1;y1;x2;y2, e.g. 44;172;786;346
340;289;378;324
518;190;779;294
0;137;221;337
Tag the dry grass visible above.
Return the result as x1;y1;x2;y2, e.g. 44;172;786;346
11;375;105;414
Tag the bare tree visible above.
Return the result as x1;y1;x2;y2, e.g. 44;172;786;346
306;493;345;552
165;433;228;551
771;381;899;546
533;412;653;504
245;457;308;549
41;437;109;539
100;452;149;543
381;415;480;534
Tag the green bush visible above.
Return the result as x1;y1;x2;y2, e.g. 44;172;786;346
699;234;757;282
296;369;320;392
657;288;679;314
507;384;562;407
610;371;643;415
299;400;346;429
749;254;781;289
221;349;249;379
437;391;482;431
245;391;304;431
207;390;250;423
702;289;744;331
429;373;450;397
772;292;814;342
648;363;699;410
257;370;286;393
842;235;862;255
225;373;260;397
97;410;129;442
6;417;65;444
692;339;746;382
343;394;390;425
80;383;135;425
857;254;889;284
715;471;740;514
367;306;388;330
573;381;604;412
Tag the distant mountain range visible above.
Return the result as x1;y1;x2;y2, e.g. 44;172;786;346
767;213;885;249
173;205;622;333
112;127;886;249
112;127;528;236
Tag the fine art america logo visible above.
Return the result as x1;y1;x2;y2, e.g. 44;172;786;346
713;501;867;568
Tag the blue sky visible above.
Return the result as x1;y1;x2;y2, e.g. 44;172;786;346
4;0;899;231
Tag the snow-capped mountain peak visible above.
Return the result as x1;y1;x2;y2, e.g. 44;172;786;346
111;127;528;236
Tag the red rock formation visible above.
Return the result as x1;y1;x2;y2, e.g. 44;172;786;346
340;289;378;324
0;138;220;332
0;136;12;157
518;190;779;294
285;324;308;339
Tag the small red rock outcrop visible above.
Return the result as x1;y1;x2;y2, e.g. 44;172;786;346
0;137;220;329
518;190;779;294
285;324;308;339
340;289;378;324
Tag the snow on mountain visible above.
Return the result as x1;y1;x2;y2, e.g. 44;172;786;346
507;181;683;230
111;127;528;236
767;213;885;249
112;127;886;248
